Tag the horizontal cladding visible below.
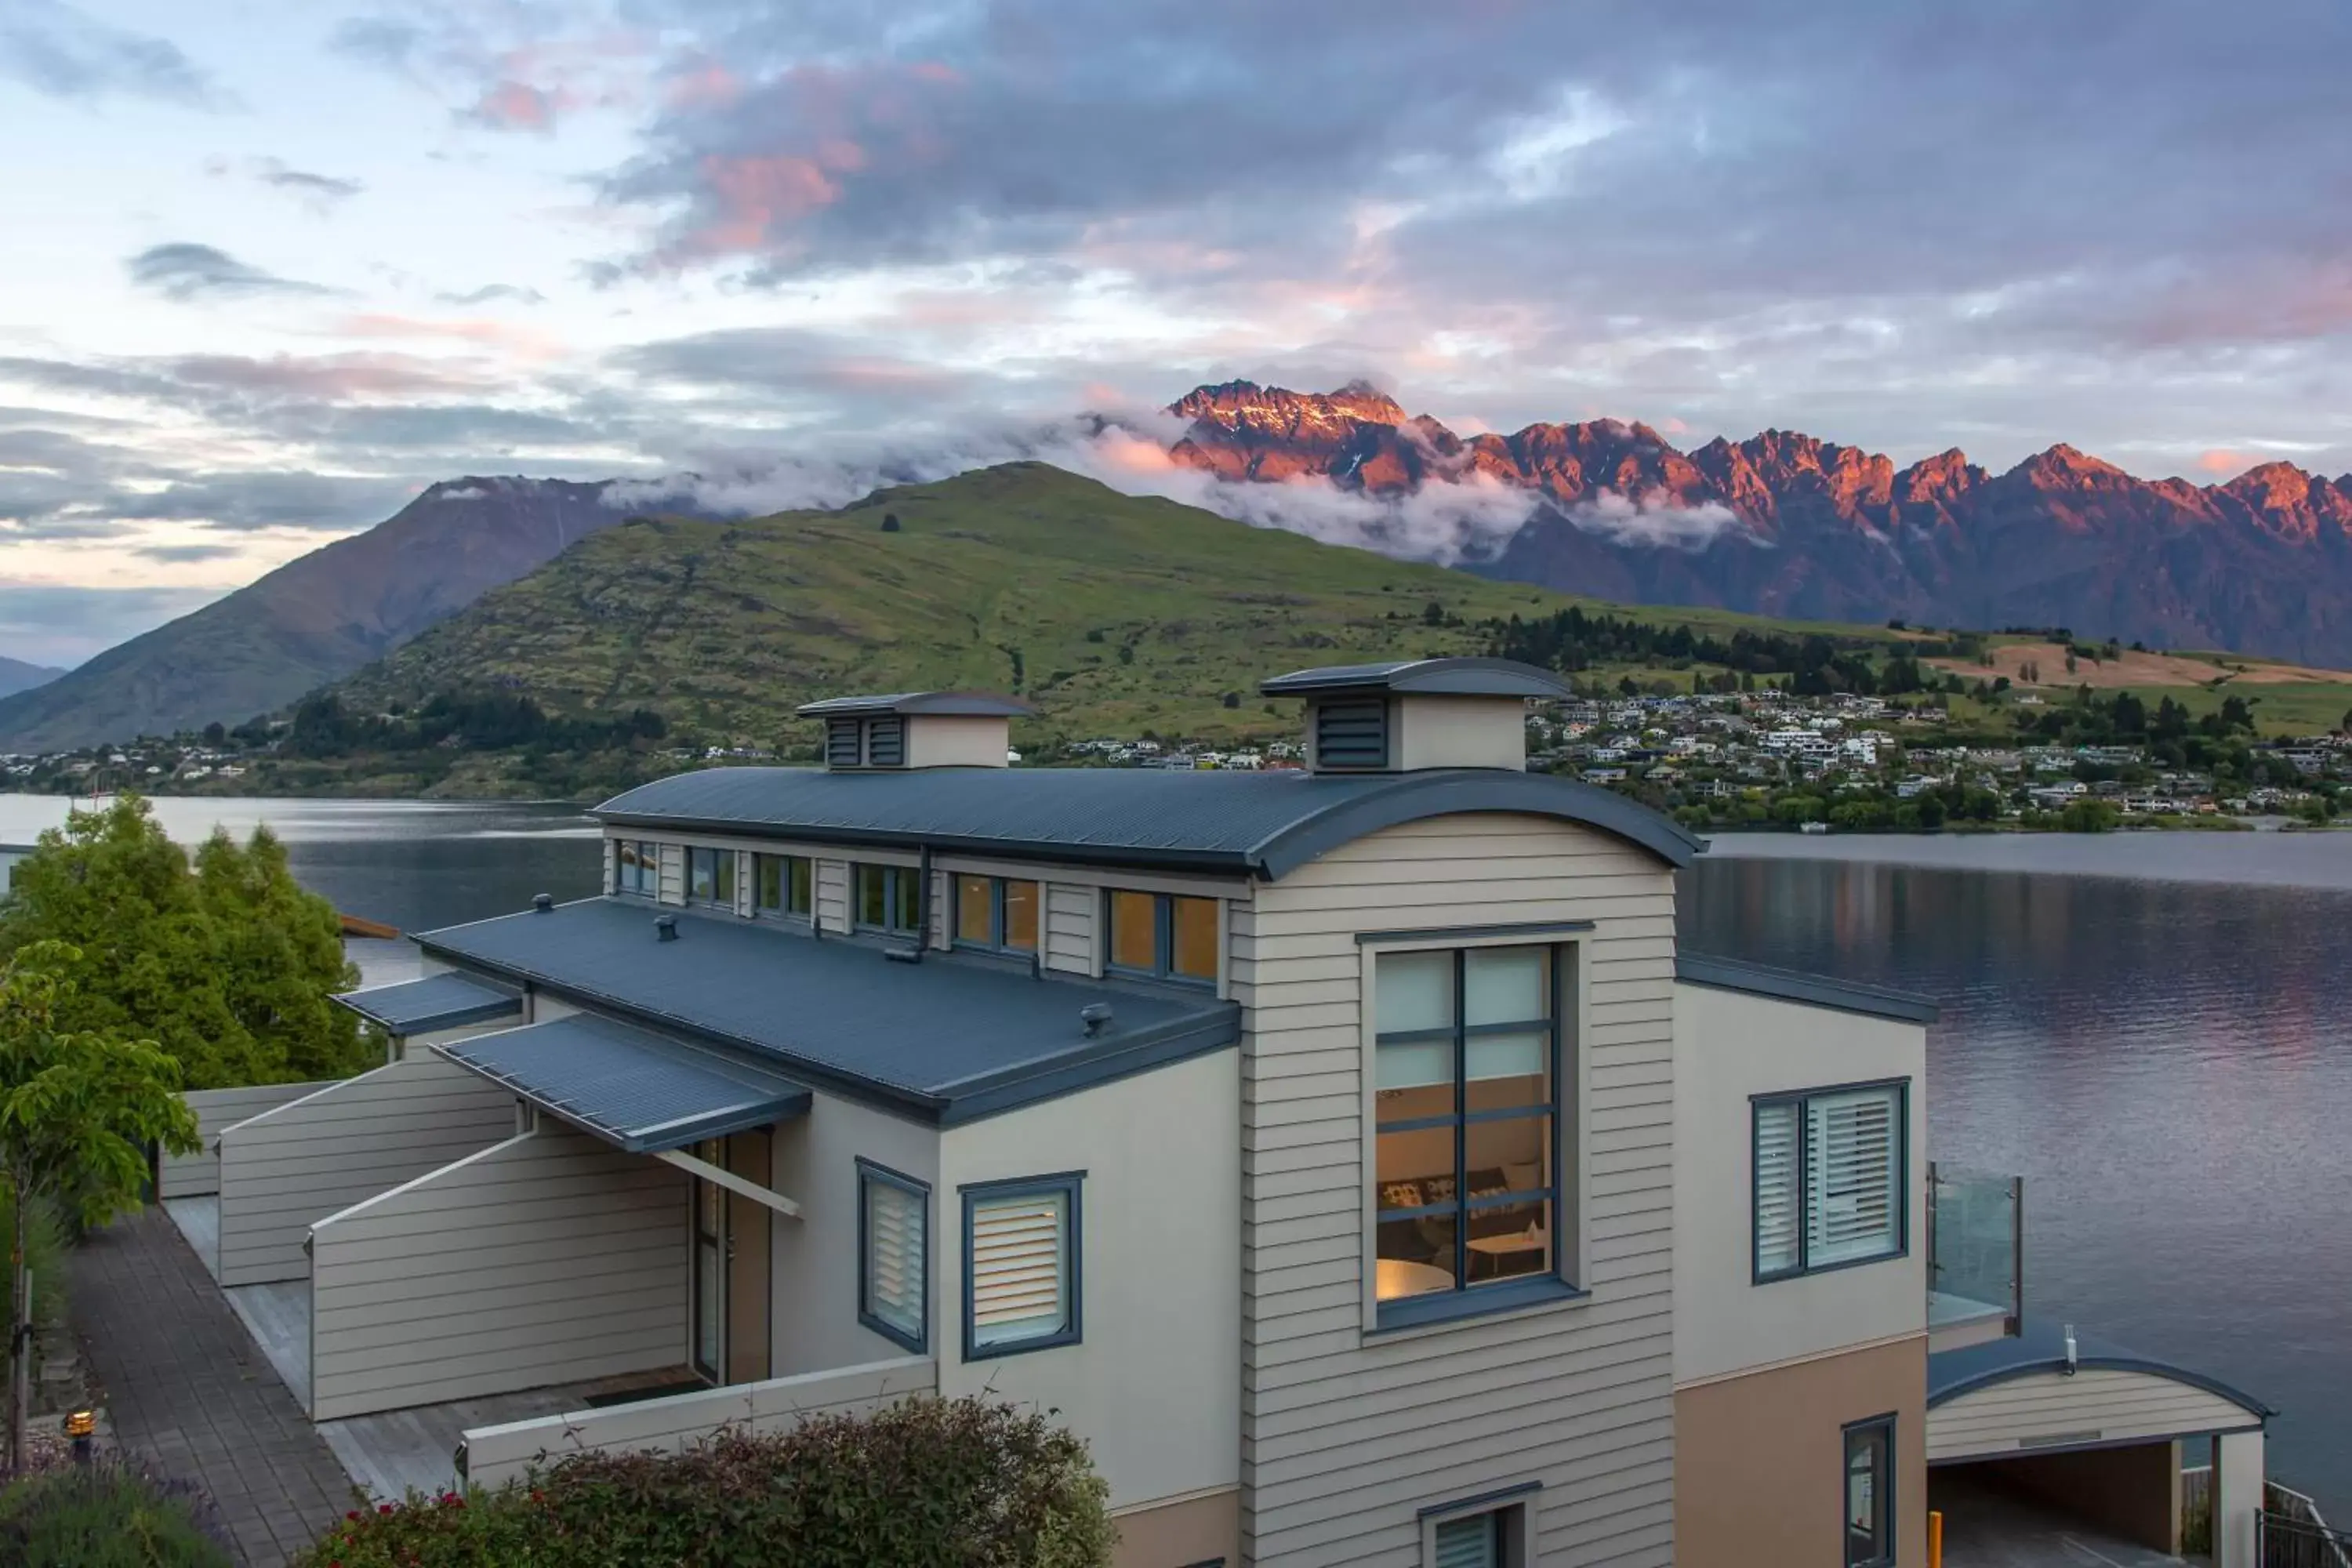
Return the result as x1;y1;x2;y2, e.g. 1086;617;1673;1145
1926;1369;2259;1461
161;1081;339;1199
1044;882;1094;975
310;1123;688;1421
1236;813;1677;1567
815;857;849;932
213;1054;517;1287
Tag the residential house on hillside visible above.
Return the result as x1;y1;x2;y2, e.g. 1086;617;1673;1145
161;659;2274;1567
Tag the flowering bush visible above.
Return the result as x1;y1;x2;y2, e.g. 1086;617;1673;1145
297;1396;1114;1568
0;1454;233;1566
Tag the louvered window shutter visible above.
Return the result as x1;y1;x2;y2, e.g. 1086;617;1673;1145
826;718;862;768
1432;1512;1499;1568
1313;698;1389;769
862;1174;926;1347
1807;1087;1900;1267
970;1189;1069;1348
865;715;906;767
1754;1099;1803;1276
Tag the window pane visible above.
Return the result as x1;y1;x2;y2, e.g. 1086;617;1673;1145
863;1174;925;1344
1465;1029;1548;1085
1809;1088;1900;1267
1755;1100;1803;1276
713;851;735;905
638;843;658;895
1464;946;1549;1025
1108;891;1157;971
756;855;782;911
1845;1425;1889;1565
1465;1111;1549;1203
1465;1196;1550;1284
956;875;994;944
894;868;920;931
1375;1039;1452;1092
695;1236;721;1376
1376;949;1454;1035
690;848;715;902
1169;895;1217;979
970;1191;1069;1347
857;865;885;927
1004;880;1040;951
789;857;812;914
1376;1128;1454;1217
1376;1208;1456;1300
1433;1513;1499;1568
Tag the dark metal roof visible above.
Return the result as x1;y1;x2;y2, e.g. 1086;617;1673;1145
1259;657;1572;699
1675;953;1940;1024
1929;1319;2272;1421
595;765;1701;873
412;898;1240;1123
331;973;522;1034
436;1014;810;1153
795;691;1034;717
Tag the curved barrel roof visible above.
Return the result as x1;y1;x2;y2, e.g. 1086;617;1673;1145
1929;1319;2273;1419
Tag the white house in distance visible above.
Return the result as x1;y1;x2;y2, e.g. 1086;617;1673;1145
159;659;2277;1567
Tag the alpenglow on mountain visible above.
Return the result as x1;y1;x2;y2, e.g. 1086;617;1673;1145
1167;381;2352;666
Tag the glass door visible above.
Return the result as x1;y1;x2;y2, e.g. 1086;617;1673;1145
691;1138;724;1382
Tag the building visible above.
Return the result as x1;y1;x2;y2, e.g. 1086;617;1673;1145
160;660;2274;1566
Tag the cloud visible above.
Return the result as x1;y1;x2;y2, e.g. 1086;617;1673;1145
131;543;242;563
0;583;225;670
1563;491;1752;551
125;243;335;303
249;158;365;209
107;472;413;531
469;79;570;132
436;283;545;307
0;0;220;105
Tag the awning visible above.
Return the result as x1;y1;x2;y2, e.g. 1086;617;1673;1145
333;973;523;1035
433;1014;811;1153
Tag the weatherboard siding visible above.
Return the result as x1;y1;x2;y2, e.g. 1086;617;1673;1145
816;857;849;932
1927;1370;2260;1462
309;1123;689;1421
162;1081;339;1199
1233;814;1679;1568
658;843;684;905
1045;882;1094;975
213;1051;518;1287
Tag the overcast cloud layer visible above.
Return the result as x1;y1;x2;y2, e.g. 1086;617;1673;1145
4;0;2350;666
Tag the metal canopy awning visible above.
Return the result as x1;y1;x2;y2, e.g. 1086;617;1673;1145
434;1014;810;1153
332;973;523;1035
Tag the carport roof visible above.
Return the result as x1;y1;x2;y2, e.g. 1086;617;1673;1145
331;973;522;1034
1929;1319;2274;1418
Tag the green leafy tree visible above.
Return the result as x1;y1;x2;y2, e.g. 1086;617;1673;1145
0;942;199;1465
1;797;367;1089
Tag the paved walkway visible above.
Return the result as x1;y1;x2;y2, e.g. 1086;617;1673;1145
1935;1468;2190;1567
71;1207;355;1568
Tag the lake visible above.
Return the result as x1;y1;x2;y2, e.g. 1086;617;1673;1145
7;797;2343;1506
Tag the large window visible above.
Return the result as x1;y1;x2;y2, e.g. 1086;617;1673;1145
854;863;922;935
1373;945;1564;1312
858;1160;928;1354
961;1174;1081;1359
1754;1081;1907;1282
614;839;660;897
688;846;736;908
755;853;812;919
1842;1414;1896;1567
954;875;1040;953
1105;891;1218;984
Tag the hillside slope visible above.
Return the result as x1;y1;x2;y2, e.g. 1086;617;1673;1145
0;477;634;750
0;655;64;701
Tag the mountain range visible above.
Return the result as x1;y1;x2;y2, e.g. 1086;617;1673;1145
1170;381;2352;665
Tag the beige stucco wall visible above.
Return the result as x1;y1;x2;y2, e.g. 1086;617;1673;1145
1392;693;1527;771
1672;982;1927;1385
1676;1337;1929;1568
1111;1487;1240;1568
935;1047;1242;1512
905;714;1011;768
767;1088;942;1376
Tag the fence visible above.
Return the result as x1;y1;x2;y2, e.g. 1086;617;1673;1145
2265;1482;2352;1568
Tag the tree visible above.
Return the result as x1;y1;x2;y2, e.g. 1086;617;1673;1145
1;797;368;1089
0;942;199;1465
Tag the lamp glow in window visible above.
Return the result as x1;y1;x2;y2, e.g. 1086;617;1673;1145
965;1178;1080;1356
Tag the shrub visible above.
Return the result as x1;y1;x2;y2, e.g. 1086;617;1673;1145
0;1456;233;1566
299;1396;1114;1568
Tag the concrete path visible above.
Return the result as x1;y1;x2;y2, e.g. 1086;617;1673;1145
1936;1468;2190;1568
71;1206;355;1568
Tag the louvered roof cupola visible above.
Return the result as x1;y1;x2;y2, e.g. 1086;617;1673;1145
797;691;1033;771
1260;657;1568;773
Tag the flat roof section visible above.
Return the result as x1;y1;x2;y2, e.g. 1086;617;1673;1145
331;973;523;1035
1675;953;1940;1024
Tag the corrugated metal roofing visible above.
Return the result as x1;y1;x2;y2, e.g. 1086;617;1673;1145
1259;656;1573;699
436;1014;809;1152
1675;953;1940;1023
795;691;1033;717
593;764;1701;873
331;973;521;1034
413;898;1240;1123
1929;1319;2271;1418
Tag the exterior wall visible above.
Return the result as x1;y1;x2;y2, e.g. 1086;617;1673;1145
1232;813;1679;1567
1675;1338;1928;1568
1112;1489;1243;1568
162;1081;338;1199
936;1047;1242;1516
1044;882;1097;975
905;714;1011;768
1392;695;1527;771
816;857;850;932
309;1123;690;1420
1982;1442;2179;1554
2216;1429;2263;1568
658;841;684;905
460;1354;935;1490
213;1051;517;1287
768;1089;942;1377
1926;1370;2263;1463
1671;983;1927;1385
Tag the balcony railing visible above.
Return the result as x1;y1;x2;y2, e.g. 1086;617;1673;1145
1927;1161;2021;1337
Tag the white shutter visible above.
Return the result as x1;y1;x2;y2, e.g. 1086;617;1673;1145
1433;1513;1498;1568
862;1174;925;1345
1755;1099;1802;1276
970;1189;1069;1348
1807;1087;1900;1266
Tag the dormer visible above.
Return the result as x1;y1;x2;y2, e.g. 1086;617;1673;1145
797;691;1033;771
1261;657;1569;773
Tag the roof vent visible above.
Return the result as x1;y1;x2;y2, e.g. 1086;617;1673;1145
1080;1002;1115;1038
798;691;1034;771
1262;658;1570;774
532;893;554;913
655;914;678;942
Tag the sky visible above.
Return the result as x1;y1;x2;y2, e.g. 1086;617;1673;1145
4;0;2350;669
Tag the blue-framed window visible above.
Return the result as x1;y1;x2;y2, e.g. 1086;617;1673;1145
961;1173;1082;1359
1105;890;1217;985
1842;1413;1896;1567
754;853;812;919
688;846;736;908
953;874;1039;953
614;839;660;897
856;1160;928;1354
854;863;922;934
1754;1080;1907;1283
1373;944;1568;1322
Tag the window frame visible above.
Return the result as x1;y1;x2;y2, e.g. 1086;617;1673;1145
1417;1482;1537;1568
687;845;737;909
753;851;814;921
852;862;923;935
959;1171;1084;1362
1102;889;1219;987
1751;1078;1911;1286
613;838;660;898
855;1158;930;1356
951;873;1041;955
1840;1412;1898;1568
1362;931;1587;1334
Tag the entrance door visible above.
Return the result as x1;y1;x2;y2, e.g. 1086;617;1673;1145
690;1140;724;1382
723;1129;773;1384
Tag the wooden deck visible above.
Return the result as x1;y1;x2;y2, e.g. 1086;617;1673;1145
162;1197;695;1502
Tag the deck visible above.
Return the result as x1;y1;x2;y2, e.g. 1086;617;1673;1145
165;1198;694;1501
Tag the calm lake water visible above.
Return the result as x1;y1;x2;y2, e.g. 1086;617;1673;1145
8;797;2344;1504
